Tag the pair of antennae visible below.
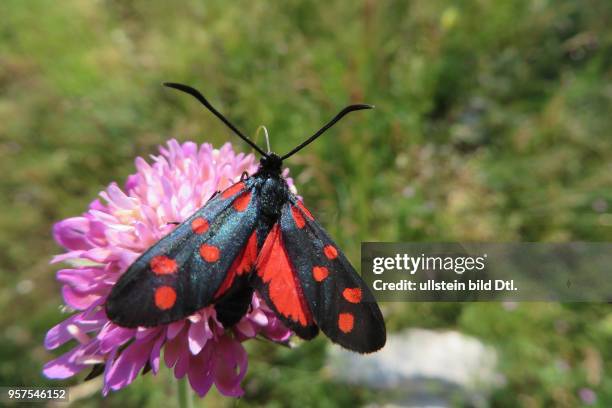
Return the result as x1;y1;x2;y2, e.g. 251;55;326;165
163;82;373;161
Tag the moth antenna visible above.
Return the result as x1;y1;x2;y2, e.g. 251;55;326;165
280;104;374;160
255;125;271;153
164;82;269;157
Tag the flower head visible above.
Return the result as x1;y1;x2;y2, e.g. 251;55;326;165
44;139;293;397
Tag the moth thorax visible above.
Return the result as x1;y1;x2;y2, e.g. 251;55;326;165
259;178;287;217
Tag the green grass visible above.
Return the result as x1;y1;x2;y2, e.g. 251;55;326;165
0;0;611;406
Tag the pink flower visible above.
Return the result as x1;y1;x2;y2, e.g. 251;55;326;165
44;140;294;397
579;388;597;405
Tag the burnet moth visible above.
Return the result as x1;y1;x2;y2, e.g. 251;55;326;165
105;83;386;353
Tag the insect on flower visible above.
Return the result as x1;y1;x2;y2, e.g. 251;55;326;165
45;139;290;397
106;83;386;353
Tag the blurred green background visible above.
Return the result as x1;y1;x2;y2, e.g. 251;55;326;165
1;0;611;406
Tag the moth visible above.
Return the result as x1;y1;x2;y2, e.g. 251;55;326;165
106;83;386;353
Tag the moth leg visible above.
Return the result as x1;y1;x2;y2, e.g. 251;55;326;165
84;363;105;381
206;190;220;203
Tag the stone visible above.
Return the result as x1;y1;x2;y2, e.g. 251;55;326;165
326;329;502;407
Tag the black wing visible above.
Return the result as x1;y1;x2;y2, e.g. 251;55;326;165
253;222;319;340
106;179;259;327
276;197;386;353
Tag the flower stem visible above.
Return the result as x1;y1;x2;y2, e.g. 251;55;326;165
177;377;193;408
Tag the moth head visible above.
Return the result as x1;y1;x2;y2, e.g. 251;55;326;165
259;153;283;174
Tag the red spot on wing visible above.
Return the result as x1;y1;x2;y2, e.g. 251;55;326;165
257;224;311;326
222;182;245;199
324;245;338;260
296;200;314;220
312;266;329;282
342;288;362;303
154;286;177;310
150;256;177;275
290;205;306;228
200;244;220;262
214;232;258;299
338;313;354;333
191;217;209;234
233;191;251;212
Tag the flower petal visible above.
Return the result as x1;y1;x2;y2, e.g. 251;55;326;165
42;346;88;379
81;248;113;263
106;338;155;391
150;335;165;374
102;348;118;396
106;183;136;210
213;336;248;397
235;320;256;338
45;311;106;350
249;309;269;326
57;268;101;291
174;352;190;379
62;285;101;310
53;217;91;250
98;324;136;353
164;328;185;368
188;319;213;355
166;320;185;340
51;250;85;264
188;343;214;397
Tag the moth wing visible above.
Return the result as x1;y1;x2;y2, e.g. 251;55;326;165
277;198;386;353
253;222;319;340
106;179;259;327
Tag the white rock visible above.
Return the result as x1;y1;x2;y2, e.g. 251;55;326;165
326;329;502;408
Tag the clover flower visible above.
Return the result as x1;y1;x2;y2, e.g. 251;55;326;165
44;139;294;397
